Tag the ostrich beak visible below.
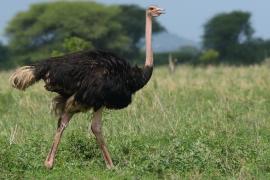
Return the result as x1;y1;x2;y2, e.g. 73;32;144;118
157;8;166;14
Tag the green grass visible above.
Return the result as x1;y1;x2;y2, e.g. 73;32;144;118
1;65;270;179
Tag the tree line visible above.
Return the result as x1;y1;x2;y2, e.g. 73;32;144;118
0;2;269;69
167;11;270;65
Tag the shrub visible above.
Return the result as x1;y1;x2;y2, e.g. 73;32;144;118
199;49;219;64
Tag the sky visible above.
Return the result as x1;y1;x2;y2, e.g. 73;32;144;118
0;0;269;43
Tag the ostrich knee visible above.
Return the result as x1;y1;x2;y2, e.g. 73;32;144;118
91;116;106;147
91;109;103;141
91;122;102;137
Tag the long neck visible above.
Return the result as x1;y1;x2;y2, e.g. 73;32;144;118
145;12;153;67
130;12;154;92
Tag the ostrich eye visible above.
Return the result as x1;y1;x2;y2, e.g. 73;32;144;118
149;7;154;10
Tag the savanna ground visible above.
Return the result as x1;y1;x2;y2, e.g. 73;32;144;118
1;65;270;179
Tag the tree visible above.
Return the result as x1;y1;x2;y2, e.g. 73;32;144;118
239;38;270;64
203;11;254;60
5;2;164;65
174;46;200;64
0;42;9;63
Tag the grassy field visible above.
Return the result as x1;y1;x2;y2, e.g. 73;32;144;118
1;65;270;179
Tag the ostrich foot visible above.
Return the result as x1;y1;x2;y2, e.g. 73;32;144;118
106;163;114;170
44;158;54;169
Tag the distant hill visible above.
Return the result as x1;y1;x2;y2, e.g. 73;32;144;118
139;31;200;53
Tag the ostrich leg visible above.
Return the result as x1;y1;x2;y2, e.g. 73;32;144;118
44;113;73;169
91;108;114;169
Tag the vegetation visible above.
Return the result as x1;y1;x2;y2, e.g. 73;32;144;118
202;11;270;64
51;37;92;57
199;49;219;64
0;42;9;63
1;65;270;179
203;11;254;59
5;2;163;66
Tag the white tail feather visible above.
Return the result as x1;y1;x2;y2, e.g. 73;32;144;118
9;66;36;90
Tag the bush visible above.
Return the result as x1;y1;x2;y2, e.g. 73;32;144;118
51;37;93;57
199;49;219;64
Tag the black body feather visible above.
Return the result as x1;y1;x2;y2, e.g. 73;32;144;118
32;50;153;111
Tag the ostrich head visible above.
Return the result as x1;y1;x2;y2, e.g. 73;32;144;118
147;5;165;17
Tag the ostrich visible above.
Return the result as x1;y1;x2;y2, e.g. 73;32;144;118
9;6;164;169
